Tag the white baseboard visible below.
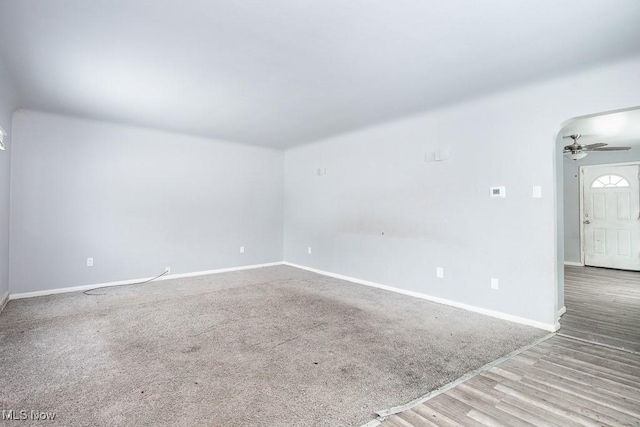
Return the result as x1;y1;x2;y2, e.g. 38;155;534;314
0;290;8;314
160;262;284;280
557;306;567;320
9;262;284;300
564;261;584;267
7;261;559;332
283;262;558;332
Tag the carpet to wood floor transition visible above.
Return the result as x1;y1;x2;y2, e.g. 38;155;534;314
380;335;640;427
377;265;640;427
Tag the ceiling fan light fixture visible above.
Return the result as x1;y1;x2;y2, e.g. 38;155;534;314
564;151;588;160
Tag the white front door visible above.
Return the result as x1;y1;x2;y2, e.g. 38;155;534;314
582;163;640;271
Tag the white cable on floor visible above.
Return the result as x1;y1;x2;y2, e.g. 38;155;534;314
83;269;170;296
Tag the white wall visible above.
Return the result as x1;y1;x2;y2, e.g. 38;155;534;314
0;58;18;300
10;111;283;294
563;149;640;264
6;56;640;328
284;55;640;328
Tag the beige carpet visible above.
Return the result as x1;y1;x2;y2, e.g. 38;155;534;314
0;265;545;426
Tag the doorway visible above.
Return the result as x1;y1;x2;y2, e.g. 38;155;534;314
580;162;640;270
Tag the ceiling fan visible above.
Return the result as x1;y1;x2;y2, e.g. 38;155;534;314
563;134;631;160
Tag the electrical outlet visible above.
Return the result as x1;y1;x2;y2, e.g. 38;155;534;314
240;246;245;254
491;278;499;290
87;258;93;267
436;267;444;279
308;247;312;254
165;266;171;275
426;149;451;162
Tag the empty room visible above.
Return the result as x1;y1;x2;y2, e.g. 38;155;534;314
1;1;639;426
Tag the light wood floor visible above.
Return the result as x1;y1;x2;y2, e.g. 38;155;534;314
380;335;640;427
378;266;640;426
562;265;640;352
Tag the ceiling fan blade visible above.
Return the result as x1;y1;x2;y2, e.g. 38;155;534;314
582;143;607;149
589;146;632;151
562;133;598;139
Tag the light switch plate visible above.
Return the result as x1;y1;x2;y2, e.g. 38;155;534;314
425;149;452;162
491;278;499;290
533;186;542;198
436;267;444;279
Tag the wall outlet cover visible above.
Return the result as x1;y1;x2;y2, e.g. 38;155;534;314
425;149;452;162
491;278;499;290
436;267;444;278
533;186;542;198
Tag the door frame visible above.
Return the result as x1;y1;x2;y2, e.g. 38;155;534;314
579;161;640;265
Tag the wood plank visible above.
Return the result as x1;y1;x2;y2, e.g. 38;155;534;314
493;400;564;427
549;337;640;368
466;409;508;427
540;351;640;386
532;358;640;400
454;383;500;405
519;375;640;426
423;395;486;427
495;379;617;427
383;415;416;427
381;416;412;427
397;409;440;427
520;362;640;417
411;403;464;427
539;342;640;375
497;395;585;427
445;387;536;427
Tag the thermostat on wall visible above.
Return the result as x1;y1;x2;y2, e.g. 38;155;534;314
490;186;506;198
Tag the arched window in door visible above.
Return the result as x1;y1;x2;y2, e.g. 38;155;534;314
591;174;630;188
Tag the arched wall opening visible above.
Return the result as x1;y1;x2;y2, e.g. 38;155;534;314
555;105;640;324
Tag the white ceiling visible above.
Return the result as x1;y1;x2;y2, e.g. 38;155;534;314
1;0;640;148
562;108;640;148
